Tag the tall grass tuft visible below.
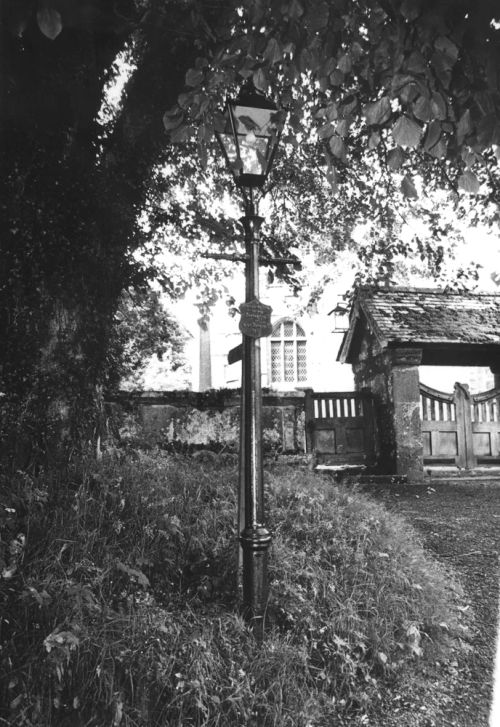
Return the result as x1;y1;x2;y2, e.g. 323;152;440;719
0;452;463;726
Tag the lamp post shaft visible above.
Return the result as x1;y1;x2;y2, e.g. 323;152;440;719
238;198;271;640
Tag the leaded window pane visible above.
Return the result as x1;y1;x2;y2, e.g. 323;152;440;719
271;340;281;381
284;340;294;381
269;318;307;385
297;340;307;381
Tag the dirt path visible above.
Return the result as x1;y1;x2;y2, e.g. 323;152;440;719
365;480;500;727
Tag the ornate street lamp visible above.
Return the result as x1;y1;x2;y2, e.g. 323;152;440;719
217;86;284;189
216;85;285;639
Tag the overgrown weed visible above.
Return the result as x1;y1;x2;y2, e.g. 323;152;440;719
0;452;465;725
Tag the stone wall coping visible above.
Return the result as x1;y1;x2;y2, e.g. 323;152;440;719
107;388;306;408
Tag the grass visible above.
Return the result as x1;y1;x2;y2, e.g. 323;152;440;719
0;451;465;726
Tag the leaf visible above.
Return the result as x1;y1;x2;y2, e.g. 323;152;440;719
177;92;191;110
458;170;480;194
427;138;447;159
431;92;447;120
413;95;432;122
392;115;422;148
287;0;304;19
399;81;419;104
406;50;427;74
387;147;405;170
322;57;336;77
198;122;214;143
306;2;329;31
252;67;268;92
435;36;459;64
462;148;479;168
341;94;357;117
337;53;352;74
185;68;203;87
401;175;418;199
330;69;344;86
325;103;338;122
318;123;335;140
364;97;391;126
424;120;442;151
37;8;62;39
335;119;350;137
169;125;193;143
457;109;473;144
163;111;183;132
264;38;282;64
432;50;452;87
401;0;421;21
329;135;346;161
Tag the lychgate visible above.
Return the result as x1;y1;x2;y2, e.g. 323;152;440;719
335;286;500;481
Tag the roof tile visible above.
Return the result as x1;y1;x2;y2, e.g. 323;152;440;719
357;287;500;345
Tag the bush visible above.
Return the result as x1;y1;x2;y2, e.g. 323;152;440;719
0;453;463;726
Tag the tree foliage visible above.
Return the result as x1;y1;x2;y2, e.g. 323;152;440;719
160;0;500;288
106;286;187;390
167;0;500;185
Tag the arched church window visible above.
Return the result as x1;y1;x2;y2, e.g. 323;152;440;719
270;319;307;384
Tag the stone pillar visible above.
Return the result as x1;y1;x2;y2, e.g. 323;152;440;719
353;345;423;481
389;348;423;482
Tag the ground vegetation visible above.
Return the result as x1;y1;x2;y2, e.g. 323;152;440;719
0;455;466;726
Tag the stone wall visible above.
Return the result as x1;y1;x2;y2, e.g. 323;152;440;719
105;389;306;454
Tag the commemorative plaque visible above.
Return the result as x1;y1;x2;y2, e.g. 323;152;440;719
239;298;273;339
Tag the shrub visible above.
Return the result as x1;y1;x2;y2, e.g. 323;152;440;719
0;453;463;726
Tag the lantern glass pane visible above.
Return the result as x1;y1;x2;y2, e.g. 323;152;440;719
219;134;244;176
220;134;237;161
237;134;269;176
233;104;274;136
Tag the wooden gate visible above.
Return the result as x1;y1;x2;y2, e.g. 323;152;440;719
304;390;376;467
420;382;500;468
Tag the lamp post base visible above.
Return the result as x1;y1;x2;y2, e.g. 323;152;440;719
240;525;272;640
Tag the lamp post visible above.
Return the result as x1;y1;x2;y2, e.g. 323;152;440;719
216;85;285;639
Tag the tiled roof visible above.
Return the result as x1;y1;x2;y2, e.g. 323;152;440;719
355;287;500;345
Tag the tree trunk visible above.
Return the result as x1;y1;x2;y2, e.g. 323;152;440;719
0;1;223;474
